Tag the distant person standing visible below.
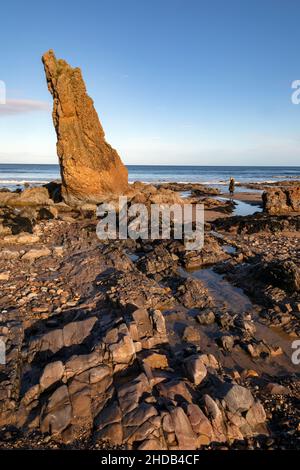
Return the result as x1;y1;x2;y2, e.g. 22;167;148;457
229;177;235;198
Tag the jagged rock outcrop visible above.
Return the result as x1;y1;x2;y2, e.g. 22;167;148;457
42;50;128;205
0;187;53;208
263;187;300;214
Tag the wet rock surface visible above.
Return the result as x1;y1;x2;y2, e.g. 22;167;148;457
0;189;299;450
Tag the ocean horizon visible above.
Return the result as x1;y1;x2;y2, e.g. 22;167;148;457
0;163;299;190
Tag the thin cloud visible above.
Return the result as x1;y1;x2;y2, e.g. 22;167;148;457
0;99;50;116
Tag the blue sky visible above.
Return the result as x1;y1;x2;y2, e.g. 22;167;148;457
0;0;299;165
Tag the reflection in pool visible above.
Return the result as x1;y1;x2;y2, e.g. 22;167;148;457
233;199;262;216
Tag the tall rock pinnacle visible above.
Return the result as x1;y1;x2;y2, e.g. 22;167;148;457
42;50;128;205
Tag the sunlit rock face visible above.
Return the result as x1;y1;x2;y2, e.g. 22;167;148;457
263;187;300;214
42;49;128;205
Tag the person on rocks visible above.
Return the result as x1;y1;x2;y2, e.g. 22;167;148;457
229;177;235;199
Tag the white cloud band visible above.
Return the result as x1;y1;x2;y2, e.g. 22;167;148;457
0;99;50;116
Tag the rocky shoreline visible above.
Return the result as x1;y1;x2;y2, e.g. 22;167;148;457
0;49;299;451
0;179;299;450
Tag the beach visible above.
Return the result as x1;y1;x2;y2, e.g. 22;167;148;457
0;176;299;450
1;0;300;459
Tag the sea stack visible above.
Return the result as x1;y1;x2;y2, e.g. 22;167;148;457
42;50;128;205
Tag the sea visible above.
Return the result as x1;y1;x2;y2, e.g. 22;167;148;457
0;164;299;191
